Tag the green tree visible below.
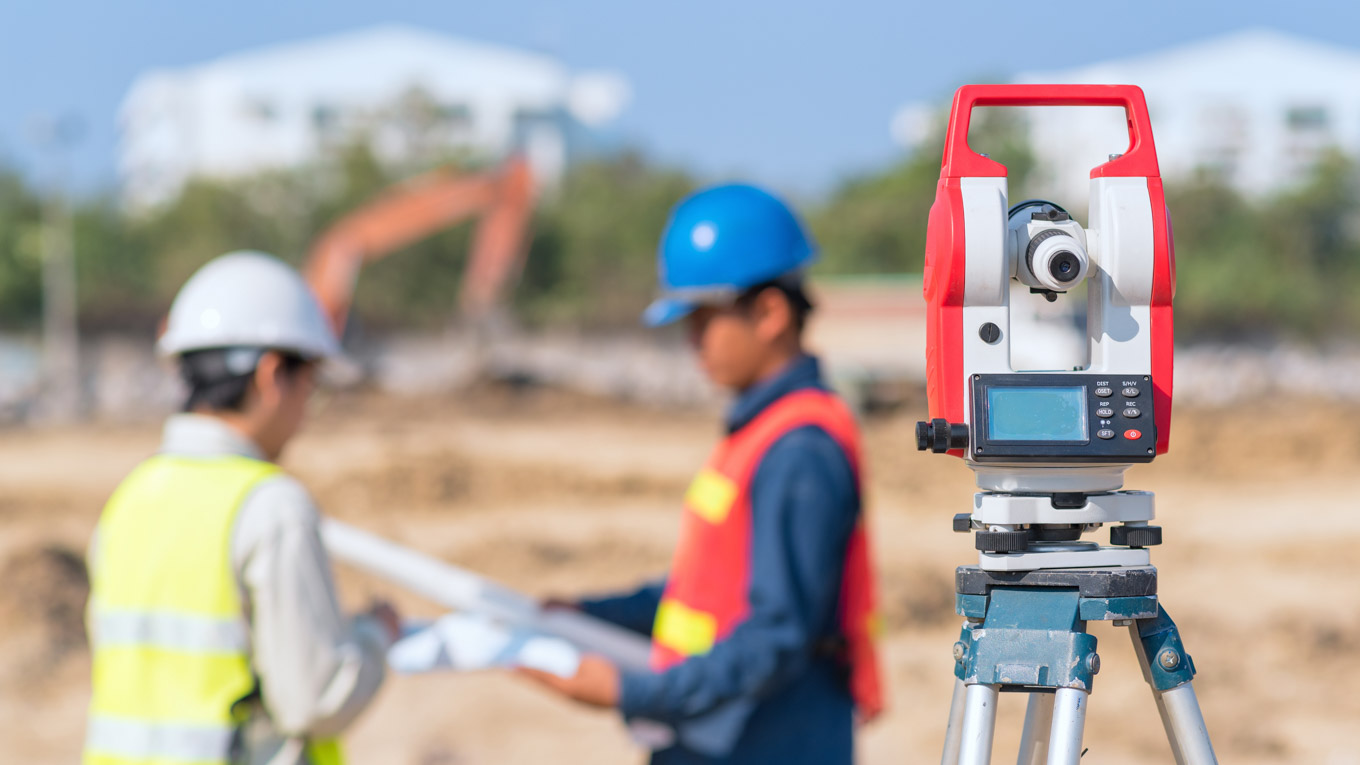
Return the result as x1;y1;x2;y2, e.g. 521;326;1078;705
73;198;155;331
1169;151;1360;339
519;152;694;326
811;107;1035;276
5;120;1359;342
0;167;44;326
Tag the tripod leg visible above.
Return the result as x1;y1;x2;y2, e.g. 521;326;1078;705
1044;687;1087;765
1129;607;1218;765
941;678;967;765
1126;620;1184;763
1152;690;1185;765
1160;683;1216;764
957;683;999;765
1016;692;1054;765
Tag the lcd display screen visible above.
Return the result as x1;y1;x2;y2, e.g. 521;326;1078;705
986;386;1088;441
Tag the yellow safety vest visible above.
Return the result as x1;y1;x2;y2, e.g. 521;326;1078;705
85;454;344;765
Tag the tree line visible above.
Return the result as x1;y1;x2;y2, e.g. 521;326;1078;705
0;117;1355;341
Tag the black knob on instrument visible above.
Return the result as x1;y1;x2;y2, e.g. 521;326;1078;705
1111;525;1163;548
915;418;970;453
915;420;931;451
975;530;1030;553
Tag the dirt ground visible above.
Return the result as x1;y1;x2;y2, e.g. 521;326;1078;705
1;386;1357;764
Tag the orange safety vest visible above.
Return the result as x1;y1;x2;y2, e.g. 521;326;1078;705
651;388;885;720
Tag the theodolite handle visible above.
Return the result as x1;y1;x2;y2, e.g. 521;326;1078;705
940;84;1161;181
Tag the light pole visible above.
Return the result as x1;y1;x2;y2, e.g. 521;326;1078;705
31;113;84;423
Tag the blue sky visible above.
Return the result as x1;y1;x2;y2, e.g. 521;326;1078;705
4;0;1360;197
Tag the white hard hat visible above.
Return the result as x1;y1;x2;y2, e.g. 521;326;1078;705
158;250;341;360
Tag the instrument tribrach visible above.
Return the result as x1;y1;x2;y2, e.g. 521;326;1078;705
916;84;1217;764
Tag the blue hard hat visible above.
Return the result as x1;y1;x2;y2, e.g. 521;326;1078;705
643;183;817;326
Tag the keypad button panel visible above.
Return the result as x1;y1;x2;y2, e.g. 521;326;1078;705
970;373;1156;463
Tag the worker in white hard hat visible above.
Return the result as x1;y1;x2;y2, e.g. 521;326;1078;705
83;251;399;765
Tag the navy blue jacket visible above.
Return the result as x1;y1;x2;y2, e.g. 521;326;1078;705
579;355;861;764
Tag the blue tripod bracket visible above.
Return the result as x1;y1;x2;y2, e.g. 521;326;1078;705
952;566;1171;693
1133;605;1197;690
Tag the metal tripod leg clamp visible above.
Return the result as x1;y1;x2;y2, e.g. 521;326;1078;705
1133;605;1196;690
942;567;1218;765
953;589;1099;690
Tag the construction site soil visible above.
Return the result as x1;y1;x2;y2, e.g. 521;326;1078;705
1;387;1356;764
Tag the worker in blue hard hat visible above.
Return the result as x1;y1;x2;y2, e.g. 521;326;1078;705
521;183;885;764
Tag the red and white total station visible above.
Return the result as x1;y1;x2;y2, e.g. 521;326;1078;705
918;85;1217;765
917;83;1178;571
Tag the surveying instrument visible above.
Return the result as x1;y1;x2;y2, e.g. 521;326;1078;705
916;85;1217;764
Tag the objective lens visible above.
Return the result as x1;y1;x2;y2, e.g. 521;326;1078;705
1050;251;1079;283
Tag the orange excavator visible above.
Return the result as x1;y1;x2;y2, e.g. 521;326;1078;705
304;155;536;335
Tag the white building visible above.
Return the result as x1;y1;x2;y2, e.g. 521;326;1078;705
119;25;630;207
893;29;1360;203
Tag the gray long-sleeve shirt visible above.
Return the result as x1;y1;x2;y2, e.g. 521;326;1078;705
88;414;390;765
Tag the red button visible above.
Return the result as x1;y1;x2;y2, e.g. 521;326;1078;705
1124;429;1142;440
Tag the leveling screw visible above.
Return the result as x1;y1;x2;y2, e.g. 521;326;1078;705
1157;648;1180;670
952;642;967;663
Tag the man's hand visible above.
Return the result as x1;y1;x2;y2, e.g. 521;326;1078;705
367;599;402;644
518;654;621;708
540;596;580;612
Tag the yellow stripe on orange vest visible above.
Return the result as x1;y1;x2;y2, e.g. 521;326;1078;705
653;599;718;658
866;610;885;641
683;468;738;524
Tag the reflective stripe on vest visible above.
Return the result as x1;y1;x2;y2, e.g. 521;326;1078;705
92;611;250;653
85;454;345;765
651;389;886;719
652;599;719;657
85;717;236;764
682;468;739;524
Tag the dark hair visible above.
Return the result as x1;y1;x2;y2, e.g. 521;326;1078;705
179;348;309;413
734;277;815;332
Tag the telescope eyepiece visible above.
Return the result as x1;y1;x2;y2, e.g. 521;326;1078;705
1049;249;1081;283
1025;228;1089;292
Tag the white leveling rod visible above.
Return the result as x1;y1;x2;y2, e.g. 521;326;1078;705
320;518;653;672
917;84;1216;765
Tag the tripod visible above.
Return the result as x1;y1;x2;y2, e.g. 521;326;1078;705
938;562;1217;764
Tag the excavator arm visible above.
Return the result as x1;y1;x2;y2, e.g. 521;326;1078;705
304;155;535;334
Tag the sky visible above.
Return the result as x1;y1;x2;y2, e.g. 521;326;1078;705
4;0;1360;198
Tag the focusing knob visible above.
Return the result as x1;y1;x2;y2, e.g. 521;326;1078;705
975;530;1030;553
914;421;930;451
1111;525;1163;548
915;418;969;453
